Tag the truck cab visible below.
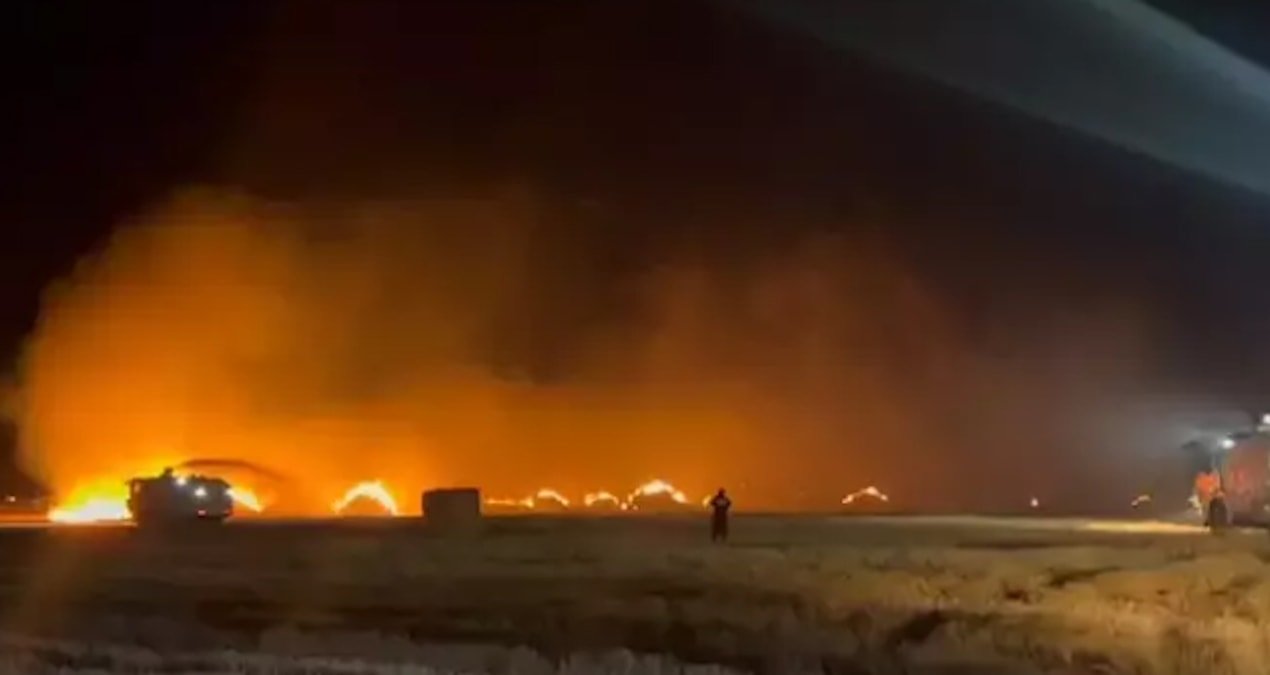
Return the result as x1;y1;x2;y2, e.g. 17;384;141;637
127;470;234;526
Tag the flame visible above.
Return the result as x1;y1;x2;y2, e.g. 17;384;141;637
49;496;130;523
1029;497;1040;509
584;491;622;508
228;487;264;513
532;488;570;507
48;479;132;523
627;479;689;505
486;488;570;510
841;485;889;505
484;496;530;509
47;460;183;523
332;480;399;515
50;473;269;522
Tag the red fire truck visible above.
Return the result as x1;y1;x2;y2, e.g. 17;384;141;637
1211;431;1270;527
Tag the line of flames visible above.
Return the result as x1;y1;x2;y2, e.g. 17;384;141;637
52;477;885;522
48;476;1182;524
487;480;694;512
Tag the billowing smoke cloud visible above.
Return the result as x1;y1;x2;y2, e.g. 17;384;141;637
13;189;1170;513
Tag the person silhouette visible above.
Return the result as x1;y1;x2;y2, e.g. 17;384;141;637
709;488;732;542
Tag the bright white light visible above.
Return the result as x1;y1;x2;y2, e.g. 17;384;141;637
175;476;188;487
1261;413;1270;426
1221;437;1236;449
193;486;207;499
740;0;1270;197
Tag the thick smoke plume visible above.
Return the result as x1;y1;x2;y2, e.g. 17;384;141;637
14;190;1165;513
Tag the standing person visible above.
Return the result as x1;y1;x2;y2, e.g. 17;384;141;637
1194;468;1218;512
1194;468;1228;531
709;488;732;542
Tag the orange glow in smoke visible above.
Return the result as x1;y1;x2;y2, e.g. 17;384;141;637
332;480;399;515
628;479;689;505
15;191;1171;520
841;485;889;505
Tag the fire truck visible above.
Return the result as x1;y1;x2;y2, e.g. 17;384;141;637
1208;422;1270;527
127;469;233;526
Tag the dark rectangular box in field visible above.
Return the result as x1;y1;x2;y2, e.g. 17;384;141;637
421;488;482;532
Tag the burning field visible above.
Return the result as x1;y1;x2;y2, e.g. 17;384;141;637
43;470;718;525
0;515;1263;674
0;188;1222;673
11;190;905;523
6;189;1182;523
11;192;765;523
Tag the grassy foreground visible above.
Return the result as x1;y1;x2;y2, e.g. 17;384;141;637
0;515;1265;673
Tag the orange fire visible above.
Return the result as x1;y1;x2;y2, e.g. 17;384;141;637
484;496;532;509
228;487;265;513
841;485;889;505
48;471;713;522
490;480;697;512
628;479;689;505
47;459;183;524
47;469;271;523
532;488;570;507
332;480;399;515
584;491;623;508
49;495;130;523
48;479;131;524
486;488;571;510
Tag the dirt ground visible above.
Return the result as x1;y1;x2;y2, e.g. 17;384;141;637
0;514;1266;674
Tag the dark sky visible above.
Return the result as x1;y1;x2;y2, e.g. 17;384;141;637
7;1;1270;492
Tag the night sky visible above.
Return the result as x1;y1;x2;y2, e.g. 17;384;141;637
8;1;1270;499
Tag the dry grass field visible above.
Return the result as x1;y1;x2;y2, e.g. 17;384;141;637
0;514;1265;674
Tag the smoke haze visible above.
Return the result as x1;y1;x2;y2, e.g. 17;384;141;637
7;188;1180;513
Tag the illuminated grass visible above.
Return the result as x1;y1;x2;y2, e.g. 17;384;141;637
0;516;1266;673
